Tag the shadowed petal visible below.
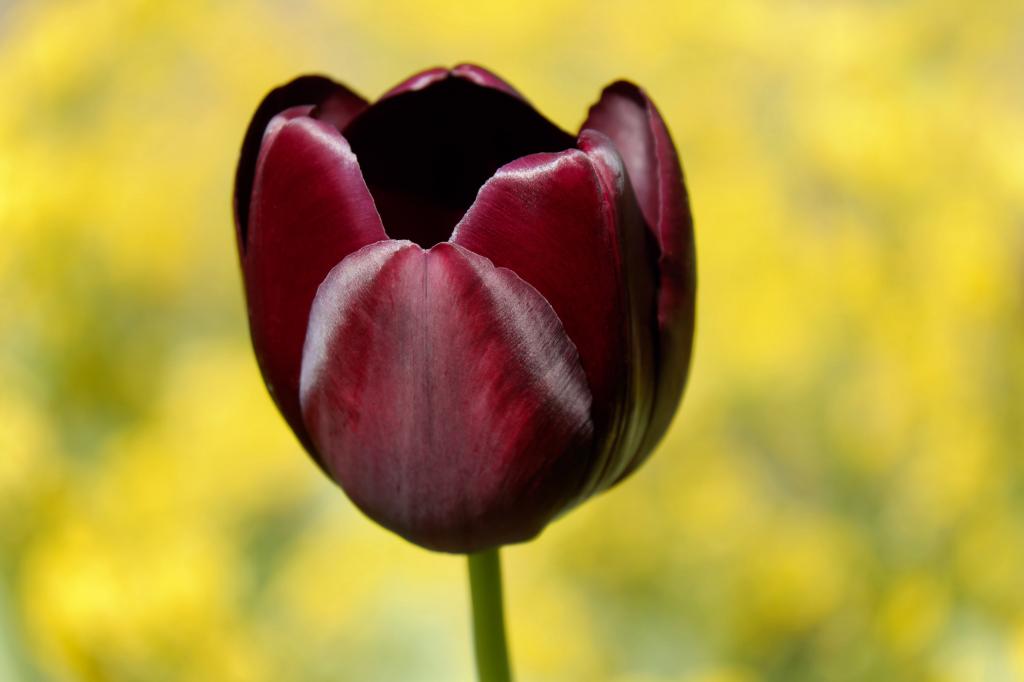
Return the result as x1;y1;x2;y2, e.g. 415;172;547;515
299;241;594;552
311;89;370;130
244;115;387;460
582;81;696;460
576;130;659;493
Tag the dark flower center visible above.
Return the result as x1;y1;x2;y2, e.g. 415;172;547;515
340;78;575;248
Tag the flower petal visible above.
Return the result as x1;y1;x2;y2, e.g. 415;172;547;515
343;74;574;248
582;81;696;460
299;241;594;552
243;114;387;461
234;75;367;247
577;130;660;492
451;150;622;428
378;66;449;99
451;142;658;495
450;63;524;99
379;63;524;101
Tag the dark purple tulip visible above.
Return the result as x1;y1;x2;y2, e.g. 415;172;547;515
233;65;695;553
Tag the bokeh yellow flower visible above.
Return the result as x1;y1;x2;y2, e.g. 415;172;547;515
2;0;1022;680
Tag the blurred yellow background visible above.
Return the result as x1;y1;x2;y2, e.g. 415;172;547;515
2;0;1023;680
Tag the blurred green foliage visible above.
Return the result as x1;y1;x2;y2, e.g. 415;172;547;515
1;0;1023;680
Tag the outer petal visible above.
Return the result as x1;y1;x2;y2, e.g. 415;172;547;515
299;241;594;552
577;130;659;491
451;143;657;497
243;114;387;461
234;75;367;247
582;81;697;464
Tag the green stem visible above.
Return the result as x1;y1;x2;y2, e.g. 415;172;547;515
467;548;513;682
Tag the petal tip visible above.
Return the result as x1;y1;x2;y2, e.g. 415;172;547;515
379;66;449;99
381;64;524;102
299;240;593;552
450;63;523;99
235;75;367;250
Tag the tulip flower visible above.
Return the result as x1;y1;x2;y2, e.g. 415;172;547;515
234;64;695;552
234;63;694;681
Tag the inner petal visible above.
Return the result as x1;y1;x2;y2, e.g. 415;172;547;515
342;77;575;248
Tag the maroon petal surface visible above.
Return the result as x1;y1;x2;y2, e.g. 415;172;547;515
451;151;621;430
378;66;449;99
344;73;574;248
452;143;657;496
311;90;370;131
582;81;696;461
235;75;367;247
299;241;594;552
450;63;524;99
243;114;387;460
380;63;524;101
